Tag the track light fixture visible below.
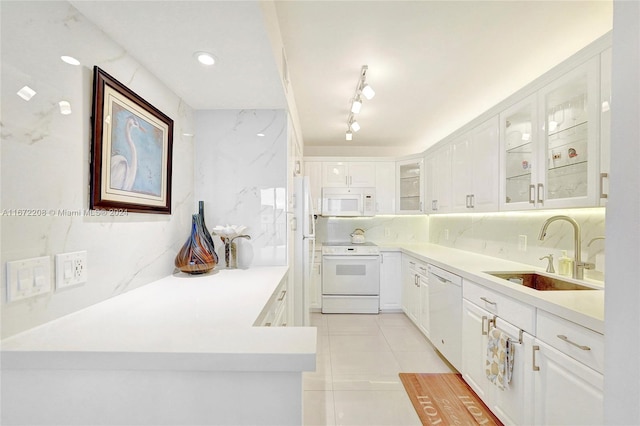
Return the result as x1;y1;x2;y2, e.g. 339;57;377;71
345;65;375;141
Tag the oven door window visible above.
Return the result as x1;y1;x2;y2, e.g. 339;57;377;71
322;255;380;295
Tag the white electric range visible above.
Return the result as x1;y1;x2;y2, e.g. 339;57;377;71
321;242;381;314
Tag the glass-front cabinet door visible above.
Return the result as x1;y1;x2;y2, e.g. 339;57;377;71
500;57;600;210
396;158;423;213
540;57;599;208
500;95;538;210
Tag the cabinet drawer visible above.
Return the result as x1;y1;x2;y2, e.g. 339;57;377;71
463;279;535;333
536;310;604;373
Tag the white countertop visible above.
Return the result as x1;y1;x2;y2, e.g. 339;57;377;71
379;243;604;334
1;267;317;372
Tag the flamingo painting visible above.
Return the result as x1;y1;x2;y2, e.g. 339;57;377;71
110;116;145;191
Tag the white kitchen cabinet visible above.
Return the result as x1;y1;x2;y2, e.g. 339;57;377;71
599;47;611;206
396;158;424;213
259;274;289;327
379;251;402;311
418;274;430;337
304;161;323;214
401;255;423;323
309;249;322;311
374;162;396;214
461;298;534;425
425;144;452;213
451;116;500;212
461;278;603;425
321;161;376;188
500;57;601;210
532;339;603;425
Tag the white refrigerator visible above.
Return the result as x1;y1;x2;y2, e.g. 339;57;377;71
293;176;316;326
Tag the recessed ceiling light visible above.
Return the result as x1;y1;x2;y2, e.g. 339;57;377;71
194;51;216;66
256;133;265;137
60;55;80;66
17;85;36;101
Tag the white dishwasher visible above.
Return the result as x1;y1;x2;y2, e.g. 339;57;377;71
428;264;463;370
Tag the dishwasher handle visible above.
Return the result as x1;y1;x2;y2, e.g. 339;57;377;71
427;264;462;286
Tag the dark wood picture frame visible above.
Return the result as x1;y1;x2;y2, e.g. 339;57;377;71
90;66;173;214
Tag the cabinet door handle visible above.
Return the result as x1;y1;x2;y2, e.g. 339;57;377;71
481;316;488;336
277;290;287;301
480;296;497;306
537;183;545;204
557;334;591;351
599;172;609;199
529;184;536;204
532;345;540;371
469;194;475;208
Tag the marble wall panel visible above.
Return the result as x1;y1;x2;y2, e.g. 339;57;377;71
194;109;287;267
1;2;195;337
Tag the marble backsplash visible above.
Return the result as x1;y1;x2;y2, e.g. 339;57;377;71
429;208;606;281
316;208;605;282
316;216;429;245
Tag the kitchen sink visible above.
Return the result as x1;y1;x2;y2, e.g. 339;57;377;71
485;271;601;291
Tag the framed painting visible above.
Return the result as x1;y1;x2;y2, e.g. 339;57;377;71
90;66;173;214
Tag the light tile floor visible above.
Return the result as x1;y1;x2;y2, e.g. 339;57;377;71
303;312;456;426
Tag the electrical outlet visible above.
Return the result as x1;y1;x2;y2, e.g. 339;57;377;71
55;251;87;290
6;256;51;302
444;229;450;241
518;235;527;251
384;227;391;237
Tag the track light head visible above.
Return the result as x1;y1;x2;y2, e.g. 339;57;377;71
346;130;353;141
351;96;362;114
361;83;375;100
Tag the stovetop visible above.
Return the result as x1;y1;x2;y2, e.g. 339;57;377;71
323;241;378;247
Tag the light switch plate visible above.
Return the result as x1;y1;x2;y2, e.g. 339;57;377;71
55;251;87;290
6;256;51;302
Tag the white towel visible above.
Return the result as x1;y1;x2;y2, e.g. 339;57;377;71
485;327;515;390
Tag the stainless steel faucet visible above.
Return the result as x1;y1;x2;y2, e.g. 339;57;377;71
538;215;595;280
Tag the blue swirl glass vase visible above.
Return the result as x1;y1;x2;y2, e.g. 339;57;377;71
175;205;218;274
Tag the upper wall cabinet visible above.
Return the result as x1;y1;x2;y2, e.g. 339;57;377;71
425;144;452;214
396;158;424;214
451;116;500;213
321;162;376;188
375;162;396;214
599;48;611;206
500;57;601;210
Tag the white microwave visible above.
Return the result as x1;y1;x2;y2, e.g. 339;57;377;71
321;187;376;217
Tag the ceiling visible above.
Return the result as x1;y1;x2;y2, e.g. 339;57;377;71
70;1;613;157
